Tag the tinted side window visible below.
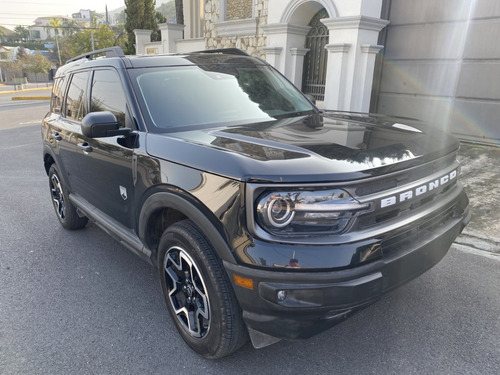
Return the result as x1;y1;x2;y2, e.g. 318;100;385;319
51;76;67;114
65;71;90;121
90;70;128;127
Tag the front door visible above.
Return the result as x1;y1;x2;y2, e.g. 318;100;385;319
74;69;136;229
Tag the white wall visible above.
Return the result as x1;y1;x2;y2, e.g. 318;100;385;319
375;0;500;144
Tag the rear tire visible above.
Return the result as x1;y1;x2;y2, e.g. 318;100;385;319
48;164;88;230
158;220;248;359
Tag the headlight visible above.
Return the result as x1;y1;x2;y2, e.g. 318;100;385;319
256;189;369;236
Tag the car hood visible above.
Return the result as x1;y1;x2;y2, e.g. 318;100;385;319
146;111;459;183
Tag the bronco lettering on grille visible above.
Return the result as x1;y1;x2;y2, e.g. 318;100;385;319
380;170;457;208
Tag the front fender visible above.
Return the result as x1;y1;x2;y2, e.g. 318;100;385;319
139;191;238;266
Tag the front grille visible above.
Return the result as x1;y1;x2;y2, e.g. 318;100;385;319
380;203;460;258
351;154;460;231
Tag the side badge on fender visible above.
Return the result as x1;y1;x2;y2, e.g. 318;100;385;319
119;186;128;200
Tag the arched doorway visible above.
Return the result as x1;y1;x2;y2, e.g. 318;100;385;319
301;8;329;101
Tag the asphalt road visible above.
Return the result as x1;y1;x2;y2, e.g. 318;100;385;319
1;103;499;374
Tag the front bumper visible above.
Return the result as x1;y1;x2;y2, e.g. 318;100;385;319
224;200;470;342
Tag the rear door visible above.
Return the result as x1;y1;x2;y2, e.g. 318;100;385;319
44;71;90;190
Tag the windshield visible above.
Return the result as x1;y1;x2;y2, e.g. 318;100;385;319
132;63;315;132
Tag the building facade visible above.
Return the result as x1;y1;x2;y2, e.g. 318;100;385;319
135;0;499;145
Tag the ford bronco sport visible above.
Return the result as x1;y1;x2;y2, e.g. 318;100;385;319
42;47;470;358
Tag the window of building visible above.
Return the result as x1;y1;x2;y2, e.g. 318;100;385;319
30;30;41;39
216;0;257;37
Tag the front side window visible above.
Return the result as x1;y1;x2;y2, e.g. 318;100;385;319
133;62;315;132
90;69;128;127
65;71;90;121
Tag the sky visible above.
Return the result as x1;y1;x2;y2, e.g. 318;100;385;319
1;0;126;29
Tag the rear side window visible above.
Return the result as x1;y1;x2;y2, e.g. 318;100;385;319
50;76;67;114
65;71;90;121
90;69;128;127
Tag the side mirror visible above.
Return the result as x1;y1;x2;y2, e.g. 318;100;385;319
81;111;131;138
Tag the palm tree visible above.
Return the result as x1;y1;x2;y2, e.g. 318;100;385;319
49;18;63;65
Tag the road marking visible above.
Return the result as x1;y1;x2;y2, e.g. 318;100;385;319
19;120;40;125
453;243;500;262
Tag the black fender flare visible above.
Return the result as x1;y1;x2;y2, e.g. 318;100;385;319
42;144;72;190
138;191;237;265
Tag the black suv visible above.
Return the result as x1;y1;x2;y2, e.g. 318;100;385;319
42;47;470;358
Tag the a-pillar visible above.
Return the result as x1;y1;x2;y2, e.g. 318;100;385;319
134;29;152;55
321;16;389;112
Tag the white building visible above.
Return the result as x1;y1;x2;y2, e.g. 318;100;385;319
28;16;69;41
135;0;500;145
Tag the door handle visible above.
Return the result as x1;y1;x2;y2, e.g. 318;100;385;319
77;142;93;153
51;132;62;141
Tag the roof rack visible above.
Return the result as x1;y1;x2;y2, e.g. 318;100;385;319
191;48;250;56
66;46;125;64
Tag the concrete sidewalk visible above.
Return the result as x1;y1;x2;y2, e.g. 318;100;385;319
0;82;52;95
456;143;500;254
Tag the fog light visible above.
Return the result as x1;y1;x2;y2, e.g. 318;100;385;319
277;290;287;302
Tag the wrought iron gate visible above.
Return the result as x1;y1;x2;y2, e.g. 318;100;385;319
302;8;329;101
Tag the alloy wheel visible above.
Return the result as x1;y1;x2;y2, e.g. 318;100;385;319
50;173;66;220
164;246;210;338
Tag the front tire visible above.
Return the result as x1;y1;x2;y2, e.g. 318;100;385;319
48;164;88;230
158;220;248;359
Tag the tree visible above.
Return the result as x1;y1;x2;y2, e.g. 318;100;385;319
157;1;176;20
14;26;29;41
124;0;158;54
61;19;80;36
16;46;27;60
175;0;184;25
49;18;63;65
61;24;126;62
22;53;53;74
49;18;63;37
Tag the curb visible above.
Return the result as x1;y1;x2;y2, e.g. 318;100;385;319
12;96;51;100
453;243;500;262
455;233;500;253
0;87;52;95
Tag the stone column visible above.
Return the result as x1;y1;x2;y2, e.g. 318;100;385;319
359;44;384;112
262;47;283;70
321;16;389;111
134;29;152;55
323;43;351;110
159;23;185;54
262;23;310;79
289;48;309;88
